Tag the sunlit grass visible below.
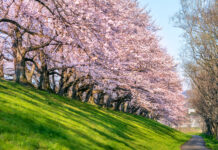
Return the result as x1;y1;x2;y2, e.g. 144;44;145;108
178;127;202;136
0;79;190;150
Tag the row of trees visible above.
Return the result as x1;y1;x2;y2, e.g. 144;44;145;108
174;0;217;137
0;0;186;125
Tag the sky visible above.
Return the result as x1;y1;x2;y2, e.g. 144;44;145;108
138;0;183;61
138;0;189;90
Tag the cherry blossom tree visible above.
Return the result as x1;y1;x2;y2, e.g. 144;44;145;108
0;0;186;125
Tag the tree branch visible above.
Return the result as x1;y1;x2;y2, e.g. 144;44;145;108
34;0;55;15
27;38;53;52
0;29;11;36
0;18;36;35
24;58;41;73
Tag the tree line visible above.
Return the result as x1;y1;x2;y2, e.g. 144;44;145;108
174;0;217;138
0;0;186;126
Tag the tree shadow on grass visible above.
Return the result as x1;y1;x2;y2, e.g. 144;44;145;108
5;93;137;149
128;115;188;143
0;80;187;149
0;109;117;150
1;87;138;149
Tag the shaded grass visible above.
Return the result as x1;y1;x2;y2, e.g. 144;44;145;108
200;133;218;150
0;79;190;150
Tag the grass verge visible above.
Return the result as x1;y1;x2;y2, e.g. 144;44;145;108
200;133;218;150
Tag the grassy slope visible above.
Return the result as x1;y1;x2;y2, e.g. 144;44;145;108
0;79;190;150
200;134;218;150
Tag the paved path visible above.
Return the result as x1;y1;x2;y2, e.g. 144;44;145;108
181;135;210;150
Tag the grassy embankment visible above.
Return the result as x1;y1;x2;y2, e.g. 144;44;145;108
0;79;190;150
200;134;218;150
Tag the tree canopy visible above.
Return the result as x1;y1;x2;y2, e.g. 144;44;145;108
0;0;186;125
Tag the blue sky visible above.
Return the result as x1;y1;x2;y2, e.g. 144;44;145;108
138;0;188;90
138;0;183;61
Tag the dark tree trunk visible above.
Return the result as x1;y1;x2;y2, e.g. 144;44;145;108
37;50;51;90
106;96;112;108
94;92;102;105
38;66;50;90
52;74;56;92
0;61;3;78
71;78;85;99
15;57;27;83
58;85;65;96
136;108;142;115
13;28;27;83
58;83;73;96
84;87;93;102
210;121;217;138
58;70;67;95
205;119;213;136
0;53;3;77
43;70;50;90
114;100;122;111
129;106;140;114
72;83;78;99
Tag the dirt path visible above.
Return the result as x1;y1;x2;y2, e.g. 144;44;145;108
181;135;210;150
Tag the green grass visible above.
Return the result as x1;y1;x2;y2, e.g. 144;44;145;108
177;127;202;136
0;79;190;150
200;134;218;150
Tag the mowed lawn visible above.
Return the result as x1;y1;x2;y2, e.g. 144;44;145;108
0;79;190;150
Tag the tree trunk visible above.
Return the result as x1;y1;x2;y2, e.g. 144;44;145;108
38;64;50;90
120;103;124;112
26;64;35;83
13;28;27;83
124;101;130;113
84;88;93;102
43;70;50;90
72;83;78;99
0;60;3;78
205;119;213;136
58;70;67;95
52;74;56;92
211;122;218;139
58;80;74;96
14;56;27;83
58;84;72;96
39;70;50;90
114;100;122;111
136;108;142;115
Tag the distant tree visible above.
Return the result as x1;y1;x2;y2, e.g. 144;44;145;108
174;0;217;137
